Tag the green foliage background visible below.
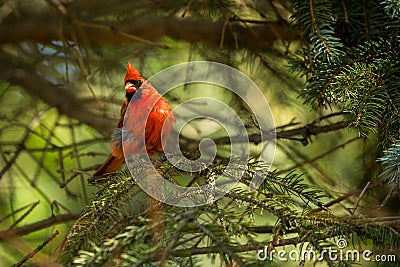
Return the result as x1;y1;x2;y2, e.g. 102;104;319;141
0;0;399;266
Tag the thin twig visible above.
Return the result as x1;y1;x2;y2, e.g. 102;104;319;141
348;182;371;215
51;200;72;216
0;110;46;180
70;29;97;99
181;0;193;18
75;21;169;49
13;230;59;267
378;182;398;211
229;18;271;24
220;19;229;49
0;213;81;239
9;201;40;229
0;52;115;134
311;180;387;213
277;142;335;186
341;0;349;24
0;202;39;224
276;136;360;175
310;111;346;124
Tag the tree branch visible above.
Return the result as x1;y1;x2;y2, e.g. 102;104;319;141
212;120;351;146
275;121;350;140
0;213;81;240
0;51;115;134
0;11;299;50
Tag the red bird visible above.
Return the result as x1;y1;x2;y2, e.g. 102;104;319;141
90;62;175;183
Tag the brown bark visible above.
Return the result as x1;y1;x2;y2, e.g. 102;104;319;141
0;13;298;50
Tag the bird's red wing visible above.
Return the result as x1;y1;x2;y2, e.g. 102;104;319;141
123;86;175;154
149;105;175;151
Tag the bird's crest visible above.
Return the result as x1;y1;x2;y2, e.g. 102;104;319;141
124;62;141;83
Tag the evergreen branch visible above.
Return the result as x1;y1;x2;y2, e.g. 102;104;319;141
378;140;400;185
159;208;199;266
317;51;386;103
291;0;343;61
299;39;400;143
309;0;331;54
382;0;400;19
225;190;288;218
260;172;329;210
192;219;244;266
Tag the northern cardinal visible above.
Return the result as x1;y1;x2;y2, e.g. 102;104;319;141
89;62;175;183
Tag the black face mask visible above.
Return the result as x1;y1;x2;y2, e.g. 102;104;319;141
125;80;143;101
125;79;143;89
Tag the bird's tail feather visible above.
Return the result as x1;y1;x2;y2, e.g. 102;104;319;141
89;154;124;184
